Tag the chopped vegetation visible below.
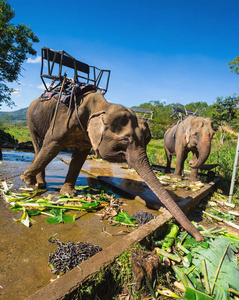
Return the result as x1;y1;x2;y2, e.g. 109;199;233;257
154;172;204;191
0;182;141;228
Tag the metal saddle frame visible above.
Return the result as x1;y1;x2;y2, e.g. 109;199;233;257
171;103;206;121
40;47;111;94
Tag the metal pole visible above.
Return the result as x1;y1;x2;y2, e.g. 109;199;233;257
228;133;239;202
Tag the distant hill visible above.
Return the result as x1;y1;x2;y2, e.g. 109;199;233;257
0;108;28;124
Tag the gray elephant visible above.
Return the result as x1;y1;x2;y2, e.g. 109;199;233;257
20;91;203;241
164;115;215;181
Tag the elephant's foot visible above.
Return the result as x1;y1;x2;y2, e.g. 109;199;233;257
164;168;171;174
172;173;183;180
20;173;37;185
188;176;200;182
60;184;78;197
35;181;47;189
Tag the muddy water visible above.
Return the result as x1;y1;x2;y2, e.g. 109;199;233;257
0;150;162;300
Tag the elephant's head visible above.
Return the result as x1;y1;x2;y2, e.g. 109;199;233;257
185;116;215;169
87;104;203;242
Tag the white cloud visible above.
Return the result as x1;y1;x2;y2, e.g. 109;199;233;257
27;55;41;64
37;83;50;90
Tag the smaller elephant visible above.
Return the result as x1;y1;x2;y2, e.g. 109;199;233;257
164;115;215;181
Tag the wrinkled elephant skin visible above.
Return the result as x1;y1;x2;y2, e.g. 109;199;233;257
21;91;203;241
164;115;215;181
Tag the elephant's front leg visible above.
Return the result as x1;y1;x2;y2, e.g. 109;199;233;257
60;148;90;197
174;151;187;179
189;152;199;182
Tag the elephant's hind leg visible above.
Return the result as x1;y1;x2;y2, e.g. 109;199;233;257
164;148;172;174
60;148;90;197
21;140;60;186
24;131;46;188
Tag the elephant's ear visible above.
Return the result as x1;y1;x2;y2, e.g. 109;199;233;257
87;111;105;151
138;119;151;146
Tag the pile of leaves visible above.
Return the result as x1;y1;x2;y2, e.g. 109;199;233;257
0;182;142;228
154;172;204;191
153;223;239;300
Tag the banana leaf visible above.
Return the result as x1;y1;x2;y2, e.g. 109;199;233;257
184;286;213;300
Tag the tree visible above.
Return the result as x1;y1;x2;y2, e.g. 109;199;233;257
211;95;239;144
228;57;239;75
133;100;174;138
0;0;39;108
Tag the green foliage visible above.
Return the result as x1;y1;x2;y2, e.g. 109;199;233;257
211;95;239;143
113;211;138;227
0;128;18;144
185;101;208;115
228;56;239;75
132;100;174;138
45;208;74;224
0;124;30;143
0;0;39;108
212;95;239;125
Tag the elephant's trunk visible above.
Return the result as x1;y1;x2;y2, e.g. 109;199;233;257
189;136;211;169
126;146;204;242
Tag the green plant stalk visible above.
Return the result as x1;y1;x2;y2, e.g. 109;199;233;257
155;248;181;262
210;243;229;295
229;288;239;297
202;259;210;294
178;231;188;245
202;211;223;221
210;228;227;234
185;265;197;275
177;243;190;255
222;231;239;241
16;202;93;211
156;288;184;299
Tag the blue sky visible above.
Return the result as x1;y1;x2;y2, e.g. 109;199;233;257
3;0;239;111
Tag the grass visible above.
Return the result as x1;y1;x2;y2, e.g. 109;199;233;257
1;125;31;143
